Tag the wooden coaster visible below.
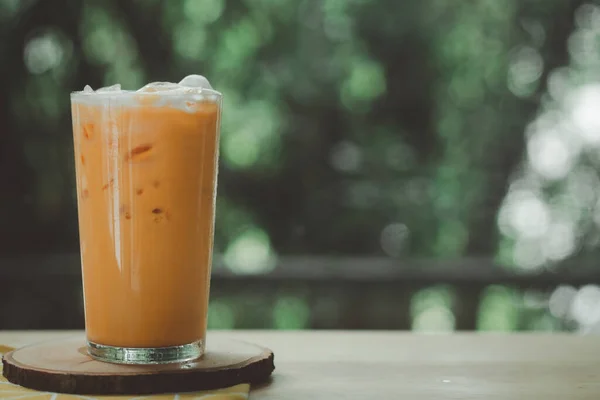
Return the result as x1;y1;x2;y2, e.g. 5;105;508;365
2;335;274;395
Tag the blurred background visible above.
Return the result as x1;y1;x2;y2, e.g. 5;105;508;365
2;0;600;333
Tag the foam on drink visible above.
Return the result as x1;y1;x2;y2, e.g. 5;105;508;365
72;75;220;110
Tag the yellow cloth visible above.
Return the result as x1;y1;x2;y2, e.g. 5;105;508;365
0;345;249;399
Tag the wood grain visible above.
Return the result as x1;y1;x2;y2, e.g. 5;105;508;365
3;331;600;399
2;335;274;395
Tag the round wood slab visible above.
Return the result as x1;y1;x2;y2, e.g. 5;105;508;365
2;335;274;395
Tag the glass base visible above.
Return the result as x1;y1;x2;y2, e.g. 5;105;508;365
87;340;204;364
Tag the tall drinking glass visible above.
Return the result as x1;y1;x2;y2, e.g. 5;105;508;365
70;78;221;364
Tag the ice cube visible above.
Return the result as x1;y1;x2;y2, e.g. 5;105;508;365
97;84;122;92
83;85;94;93
178;75;212;90
137;82;181;92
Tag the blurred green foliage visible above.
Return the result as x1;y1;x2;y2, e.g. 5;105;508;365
0;0;595;332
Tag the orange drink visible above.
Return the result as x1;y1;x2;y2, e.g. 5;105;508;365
70;76;221;363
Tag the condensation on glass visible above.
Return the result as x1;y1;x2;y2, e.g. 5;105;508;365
70;77;222;364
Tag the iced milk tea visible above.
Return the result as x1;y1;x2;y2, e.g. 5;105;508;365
70;76;221;364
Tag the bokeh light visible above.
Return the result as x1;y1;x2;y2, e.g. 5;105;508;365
208;299;236;329
548;285;577;319
570;285;600;327
410;286;455;333
183;0;224;24
330;141;362;172
173;22;207;61
380;223;409;257
570;84;600;145
213;18;261;75
498;189;549;240
497;2;600;284
527;129;573;181
340;57;387;110
477;286;520;331
507;46;543;97
221;97;282;170
542;220;576;262
223;227;277;274
24;29;70;75
273;296;310;329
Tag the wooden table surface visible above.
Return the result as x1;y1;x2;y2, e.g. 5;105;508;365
1;331;600;399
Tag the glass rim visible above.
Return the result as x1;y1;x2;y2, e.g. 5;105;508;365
70;87;222;100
